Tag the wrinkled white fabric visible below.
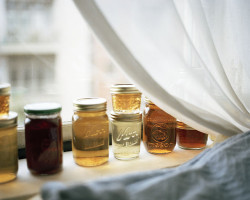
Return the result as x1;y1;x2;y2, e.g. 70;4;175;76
73;0;250;136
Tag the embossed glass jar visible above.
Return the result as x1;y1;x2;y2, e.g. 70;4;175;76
72;98;109;166
143;98;176;154
0;83;11;116
110;112;142;160
176;121;208;150
110;84;141;113
0;112;18;183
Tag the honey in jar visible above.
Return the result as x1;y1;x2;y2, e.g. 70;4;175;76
143;98;176;154
72;98;109;167
176;121;208;149
0;83;10;116
110;84;141;113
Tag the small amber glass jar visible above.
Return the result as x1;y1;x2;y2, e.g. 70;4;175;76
110;112;142;160
0;112;18;183
110;84;141;113
24;103;63;175
0;83;10;116
143;99;176;154
176;121;208;149
72;98;109;167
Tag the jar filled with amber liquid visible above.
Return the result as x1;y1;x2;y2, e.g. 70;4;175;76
176;121;208;149
110;112;142;160
24;103;63;175
0;112;18;183
110;84;141;113
0;83;10;116
72;98;109;167
143;98;176;154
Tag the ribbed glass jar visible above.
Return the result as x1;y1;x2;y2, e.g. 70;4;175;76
110;112;142;160
0;112;18;183
72;98;109;167
0;83;10;116
24;103;63;175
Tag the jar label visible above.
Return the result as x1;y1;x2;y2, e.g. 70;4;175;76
115;127;140;147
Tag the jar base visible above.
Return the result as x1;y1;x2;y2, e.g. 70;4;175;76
29;166;62;176
74;156;108;167
0;173;16;184
178;145;206;150
114;153;139;160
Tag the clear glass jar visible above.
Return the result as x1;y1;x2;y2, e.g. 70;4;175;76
24;103;63;175
0;112;18;183
176;121;208;150
72;98;109;167
110;112;142;160
0;83;10;116
110;84;141;113
143;98;176;154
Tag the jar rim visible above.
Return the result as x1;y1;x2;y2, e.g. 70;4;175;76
73;97;107;111
0;83;11;95
110;111;142;122
110;84;141;94
24;102;62;115
0;111;18;128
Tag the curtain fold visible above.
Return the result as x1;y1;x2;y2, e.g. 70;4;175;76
73;0;250;136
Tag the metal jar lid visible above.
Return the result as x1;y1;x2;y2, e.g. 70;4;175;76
110;84;141;94
24;102;62;115
0;112;18;129
176;120;195;130
0;83;11;95
73;98;107;112
110;111;142;122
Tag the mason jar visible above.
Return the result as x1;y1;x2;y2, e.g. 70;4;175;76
110;84;141;113
110;112;142;160
72;98;109;167
24;103;63;175
0;112;18;183
0;83;10;116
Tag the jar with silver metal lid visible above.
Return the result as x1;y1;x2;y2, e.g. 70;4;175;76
110;84;141;113
0;112;18;183
0;83;11;116
110;112;142;160
72;98;109;166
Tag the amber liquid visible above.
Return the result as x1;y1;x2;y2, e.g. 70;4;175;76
72;111;109;166
112;93;141;113
177;128;208;149
0;127;18;184
25;117;62;175
0;95;9;116
143;103;176;154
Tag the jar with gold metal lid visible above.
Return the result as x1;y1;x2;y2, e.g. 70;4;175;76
176;121;208;149
110;84;141;113
72;98;109;166
143;98;176;154
0;112;18;183
110;112;142;160
0;83;11;116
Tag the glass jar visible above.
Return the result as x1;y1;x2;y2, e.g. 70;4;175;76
143;98;176;154
24;103;63;175
176;121;208;149
110;112;142;160
110;84;141;113
0;83;10;116
72;98;109;167
0;112;18;183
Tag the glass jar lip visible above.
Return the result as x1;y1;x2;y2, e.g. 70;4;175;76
73;97;107;112
0;111;18;128
110;111;142;121
0;83;11;95
110;84;141;94
24;102;62;115
177;120;195;130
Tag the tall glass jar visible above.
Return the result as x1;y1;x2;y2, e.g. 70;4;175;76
0;112;18;183
72;98;109;167
0;83;10;116
143;98;176;154
176;121;208;149
24;103;63;175
110;112;142;160
110;84;141;113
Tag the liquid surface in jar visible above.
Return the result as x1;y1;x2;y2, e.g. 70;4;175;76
143;103;176;154
0;127;18;183
72;112;109;166
25;117;62;175
112;93;141;113
0;95;9;116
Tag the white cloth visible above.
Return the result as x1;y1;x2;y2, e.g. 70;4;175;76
73;0;250;136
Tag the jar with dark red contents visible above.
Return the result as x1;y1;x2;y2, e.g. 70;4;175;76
24;103;63;175
176;121;208;150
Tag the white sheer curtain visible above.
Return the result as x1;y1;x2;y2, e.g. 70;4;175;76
73;0;250;137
